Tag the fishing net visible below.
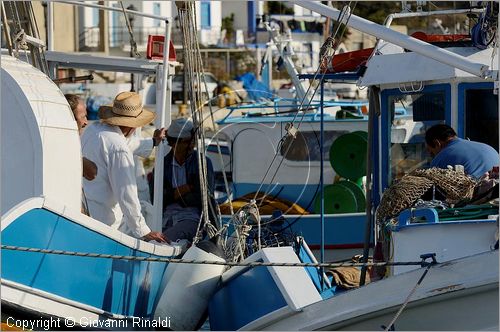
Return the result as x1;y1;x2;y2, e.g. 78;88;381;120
412;168;477;203
377;167;477;222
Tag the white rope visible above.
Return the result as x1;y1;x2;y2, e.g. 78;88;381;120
177;2;214;242
383;257;436;331
253;2;358;207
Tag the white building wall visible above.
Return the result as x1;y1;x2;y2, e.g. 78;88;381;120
140;1;173;28
79;1;221;49
293;5;320;17
196;1;222;46
257;1;264;16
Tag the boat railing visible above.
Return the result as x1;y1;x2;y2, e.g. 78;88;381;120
219;97;368;124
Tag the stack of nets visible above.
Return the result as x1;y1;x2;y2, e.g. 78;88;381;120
377;167;477;222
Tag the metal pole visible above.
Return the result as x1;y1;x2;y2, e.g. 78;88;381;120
360;87;376;286
127;5;135;92
320;78;325;290
152;21;172;232
47;1;54;51
290;0;489;78
265;22;308;100
256;46;261;80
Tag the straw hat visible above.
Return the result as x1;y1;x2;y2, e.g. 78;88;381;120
98;91;155;128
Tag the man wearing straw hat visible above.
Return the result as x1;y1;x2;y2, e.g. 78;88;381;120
81;91;167;242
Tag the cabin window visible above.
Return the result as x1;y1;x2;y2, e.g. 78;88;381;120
388;91;446;183
281;130;348;162
465;89;498;152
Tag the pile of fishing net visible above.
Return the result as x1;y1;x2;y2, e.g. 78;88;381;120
377;167;477;222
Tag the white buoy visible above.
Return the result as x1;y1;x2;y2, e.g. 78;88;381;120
154;240;226;330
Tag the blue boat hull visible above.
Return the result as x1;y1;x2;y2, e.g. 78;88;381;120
1;201;175;321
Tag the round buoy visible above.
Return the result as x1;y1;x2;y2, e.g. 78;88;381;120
313;184;358;214
337;180;366;212
351;130;368;140
329;131;368;180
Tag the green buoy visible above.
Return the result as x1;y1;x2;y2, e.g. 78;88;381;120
329;131;368;181
313;184;358;214
337;180;366;212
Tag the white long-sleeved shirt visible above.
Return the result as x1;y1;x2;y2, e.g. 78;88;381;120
127;131;155;203
81;122;151;238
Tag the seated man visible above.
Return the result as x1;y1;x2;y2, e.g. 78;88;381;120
425;124;499;179
150;118;215;242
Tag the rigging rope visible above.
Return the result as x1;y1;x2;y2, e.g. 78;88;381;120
118;1;141;58
4;1;50;76
383;254;437;331
253;2;358;207
0;244;432;269
176;1;222;243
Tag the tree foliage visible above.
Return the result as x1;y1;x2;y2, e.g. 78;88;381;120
267;1;294;15
222;13;235;39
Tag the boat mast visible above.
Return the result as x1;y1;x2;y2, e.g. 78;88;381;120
152;21;173;232
264;22;309;100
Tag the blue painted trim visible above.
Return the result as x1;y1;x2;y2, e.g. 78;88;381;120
218;99;369;125
206;145;229;155
456;82;495;137
298;73;360;82
380;84;451;191
200;1;211;29
298;245;335;299
397;208;439;227
221;212;367;247
247;1;256;34
219;116;366;124
320;79;325;274
372;104;381;207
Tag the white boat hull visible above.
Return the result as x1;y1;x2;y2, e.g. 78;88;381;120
243;250;498;331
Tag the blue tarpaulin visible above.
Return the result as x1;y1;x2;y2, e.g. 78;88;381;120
235;72;274;101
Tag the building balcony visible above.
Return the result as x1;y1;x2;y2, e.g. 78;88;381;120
79;25;223;52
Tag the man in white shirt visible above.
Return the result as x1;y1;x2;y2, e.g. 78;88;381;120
65;93;97;181
81;91;166;242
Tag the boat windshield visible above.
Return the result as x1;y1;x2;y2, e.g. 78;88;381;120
388;91;446;184
464;87;499;151
281;130;349;161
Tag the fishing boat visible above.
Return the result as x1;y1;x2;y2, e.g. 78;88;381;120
213;98;371;261
208;19;420;261
207;2;499;330
1;2;225;330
